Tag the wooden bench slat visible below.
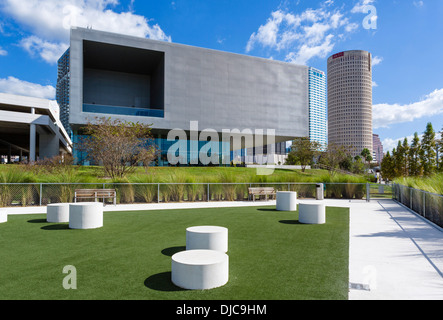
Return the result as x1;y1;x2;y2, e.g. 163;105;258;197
248;187;276;201
74;189;116;205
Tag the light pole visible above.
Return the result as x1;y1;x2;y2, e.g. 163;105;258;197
436;131;442;170
437;140;441;170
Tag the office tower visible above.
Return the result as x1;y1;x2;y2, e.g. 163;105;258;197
327;50;373;157
373;134;384;164
56;49;71;137
308;67;327;150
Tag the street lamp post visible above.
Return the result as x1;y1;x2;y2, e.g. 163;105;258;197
437;140;440;170
436;132;442;170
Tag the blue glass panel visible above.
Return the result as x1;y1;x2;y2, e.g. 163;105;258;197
83;104;164;118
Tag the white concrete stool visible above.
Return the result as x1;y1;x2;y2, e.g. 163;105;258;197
186;226;228;253
298;203;326;224
276;191;297;211
171;250;229;290
47;203;70;223
0;209;7;223
69;202;103;229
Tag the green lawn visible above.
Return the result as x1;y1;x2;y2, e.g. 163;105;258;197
0;206;349;300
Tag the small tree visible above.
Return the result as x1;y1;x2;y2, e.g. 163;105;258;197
80;117;158;179
286;137;321;172
381;151;395;181
408;132;422;176
351;156;365;174
360;148;373;167
420;122;436;175
319;143;351;175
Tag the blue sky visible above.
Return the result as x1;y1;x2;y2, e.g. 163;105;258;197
0;0;442;152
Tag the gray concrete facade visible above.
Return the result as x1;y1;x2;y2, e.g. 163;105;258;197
68;28;309;144
0;93;72;162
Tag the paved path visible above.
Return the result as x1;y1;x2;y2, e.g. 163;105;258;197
346;199;443;300
4;198;443;300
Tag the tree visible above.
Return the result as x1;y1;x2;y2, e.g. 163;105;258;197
286;137;321;172
381;151;395;181
79;117;158;179
420;122;436;175
408;132;422;176
401;138;410;176
360;148;373;167
318;143;351;175
351;157;365;174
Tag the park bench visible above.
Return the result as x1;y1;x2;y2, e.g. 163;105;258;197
74;189;117;205
248;187;276;202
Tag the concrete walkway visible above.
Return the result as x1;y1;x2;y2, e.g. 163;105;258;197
4;198;443;300
346;199;443;300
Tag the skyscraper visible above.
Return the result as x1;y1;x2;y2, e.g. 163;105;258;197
308;67;327;150
56;49;71;137
373;134;384;164
327;50;373;157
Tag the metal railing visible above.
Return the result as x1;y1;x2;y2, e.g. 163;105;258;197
0;182;393;208
392;184;443;228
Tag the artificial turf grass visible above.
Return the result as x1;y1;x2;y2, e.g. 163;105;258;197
0;206;349;300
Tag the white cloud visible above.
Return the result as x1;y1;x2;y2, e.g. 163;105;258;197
351;0;376;14
413;1;424;8
1;0;171;63
0;47;7;56
286;34;335;65
20;36;69;65
373;88;443;129
381;134;417;153
246;2;360;65
372;81;378;87
345;22;359;32
372;55;383;66
0;76;55;99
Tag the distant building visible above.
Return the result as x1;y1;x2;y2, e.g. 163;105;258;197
308;67;327;150
373;134;384;163
0;93;72;162
56;49;71;137
327;50;373;157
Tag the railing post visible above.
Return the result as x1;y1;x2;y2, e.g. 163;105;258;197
366;183;370;202
158;183;160;203
423;191;426;218
207;184;210;202
39;183;42;206
410;188;413;209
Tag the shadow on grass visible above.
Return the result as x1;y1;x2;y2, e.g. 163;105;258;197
257;208;278;212
161;246;186;257
27;219;47;224
279;220;302;225
144;272;185;292
41;224;70;231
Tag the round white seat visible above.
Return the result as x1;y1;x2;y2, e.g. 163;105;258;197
69;202;103;229
171;250;229;290
0;209;7;223
186;226;228;253
298;203;326;224
47;203;70;223
276;191;297;211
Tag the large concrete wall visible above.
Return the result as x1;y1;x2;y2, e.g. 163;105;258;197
69;28;309;142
